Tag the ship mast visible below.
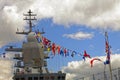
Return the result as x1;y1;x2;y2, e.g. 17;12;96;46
6;10;49;74
16;9;37;35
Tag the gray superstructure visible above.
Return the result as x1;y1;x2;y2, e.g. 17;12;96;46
5;10;66;80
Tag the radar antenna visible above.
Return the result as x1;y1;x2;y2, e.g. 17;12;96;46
16;9;37;35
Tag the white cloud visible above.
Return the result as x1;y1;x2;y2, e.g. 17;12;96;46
30;0;120;30
112;48;120;54
62;54;120;80
63;32;94;40
0;0;120;45
0;5;25;46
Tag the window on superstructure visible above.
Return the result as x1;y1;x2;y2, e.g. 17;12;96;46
28;77;32;80
34;77;38;80
58;76;61;80
62;76;65;79
45;76;49;80
51;76;55;80
21;77;25;80
15;78;20;80
39;76;43;80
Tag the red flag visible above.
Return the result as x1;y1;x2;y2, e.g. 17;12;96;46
52;43;56;55
42;37;50;46
105;41;109;54
56;45;60;54
64;48;67;56
83;50;91;58
90;58;101;67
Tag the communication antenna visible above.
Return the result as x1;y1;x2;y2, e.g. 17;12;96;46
16;9;37;35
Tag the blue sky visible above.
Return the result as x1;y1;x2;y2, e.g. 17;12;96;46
33;18;120;72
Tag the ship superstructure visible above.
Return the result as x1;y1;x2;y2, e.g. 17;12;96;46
5;10;66;80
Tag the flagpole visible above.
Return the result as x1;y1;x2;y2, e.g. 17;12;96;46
104;65;106;80
109;62;113;80
105;32;113;80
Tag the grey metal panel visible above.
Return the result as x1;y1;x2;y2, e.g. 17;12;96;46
22;42;44;67
27;33;38;42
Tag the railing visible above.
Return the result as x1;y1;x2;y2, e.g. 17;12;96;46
77;67;120;80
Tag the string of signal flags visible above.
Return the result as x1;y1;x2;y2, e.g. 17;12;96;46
34;31;111;67
35;31;91;58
